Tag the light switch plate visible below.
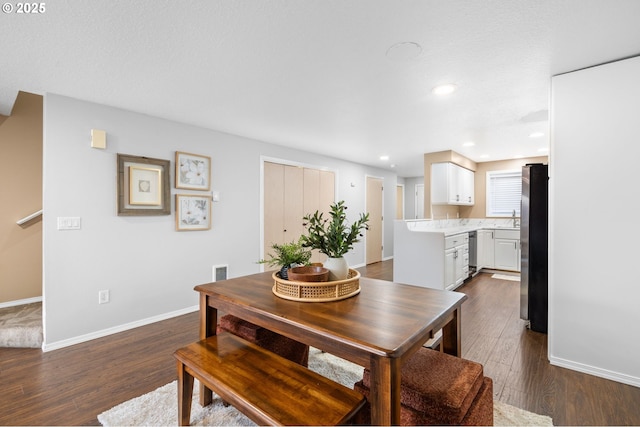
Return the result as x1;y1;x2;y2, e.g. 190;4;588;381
57;217;81;230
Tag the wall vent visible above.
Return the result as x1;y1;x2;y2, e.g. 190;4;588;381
212;264;228;282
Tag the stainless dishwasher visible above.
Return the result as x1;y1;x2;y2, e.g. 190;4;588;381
468;231;477;275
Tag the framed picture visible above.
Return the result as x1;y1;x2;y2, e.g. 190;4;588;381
129;166;162;206
117;154;171;216
176;151;211;191
176;194;212;231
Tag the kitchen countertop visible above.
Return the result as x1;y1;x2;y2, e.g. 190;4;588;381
402;219;520;237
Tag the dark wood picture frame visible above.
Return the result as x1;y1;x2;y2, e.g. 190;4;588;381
117;153;171;216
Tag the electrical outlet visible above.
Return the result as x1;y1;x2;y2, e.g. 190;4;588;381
98;290;110;304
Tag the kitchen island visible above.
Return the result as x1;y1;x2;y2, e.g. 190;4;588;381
393;219;520;290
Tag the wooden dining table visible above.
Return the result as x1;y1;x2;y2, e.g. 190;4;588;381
194;271;467;426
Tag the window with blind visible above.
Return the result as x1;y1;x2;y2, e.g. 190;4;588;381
486;170;522;217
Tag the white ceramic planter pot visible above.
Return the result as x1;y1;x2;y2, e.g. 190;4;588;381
324;257;349;281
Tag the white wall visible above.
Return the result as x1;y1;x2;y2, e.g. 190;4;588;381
403;176;424;219
43;94;397;349
550;56;640;387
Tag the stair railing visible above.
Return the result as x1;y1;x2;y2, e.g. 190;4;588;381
16;209;43;226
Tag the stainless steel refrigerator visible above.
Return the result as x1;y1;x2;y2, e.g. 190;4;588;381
520;163;548;333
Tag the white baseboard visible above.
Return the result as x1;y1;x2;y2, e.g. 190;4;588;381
549;355;640;388
42;305;199;352
0;296;43;309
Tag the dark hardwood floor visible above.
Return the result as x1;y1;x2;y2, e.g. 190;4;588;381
1;260;639;425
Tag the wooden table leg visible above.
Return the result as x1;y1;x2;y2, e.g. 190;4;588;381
369;356;402;425
441;307;462;356
199;293;217;406
177;360;194;426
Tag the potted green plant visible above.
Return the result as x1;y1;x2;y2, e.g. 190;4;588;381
259;239;312;280
300;200;369;280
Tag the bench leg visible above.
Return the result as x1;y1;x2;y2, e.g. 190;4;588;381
177;360;194;426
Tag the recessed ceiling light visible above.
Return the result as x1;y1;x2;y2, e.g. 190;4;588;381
480;154;490;159
386;42;422;61
529;132;545;138
380;155;389;161
432;83;458;96
462;141;475;147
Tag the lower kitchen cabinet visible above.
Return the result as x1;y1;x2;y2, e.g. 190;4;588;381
444;233;469;290
493;229;520;272
477;229;495;270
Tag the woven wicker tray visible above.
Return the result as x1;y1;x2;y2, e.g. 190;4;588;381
272;268;361;302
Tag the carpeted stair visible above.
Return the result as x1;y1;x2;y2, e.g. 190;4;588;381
0;302;43;348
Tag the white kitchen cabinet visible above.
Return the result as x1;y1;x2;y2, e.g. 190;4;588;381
431;162;475;206
444;233;469;290
444;248;456;290
459;166;475;205
477;229;495;269
493;229;520;272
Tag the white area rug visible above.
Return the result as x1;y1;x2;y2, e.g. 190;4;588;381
492;273;521;282
98;348;553;426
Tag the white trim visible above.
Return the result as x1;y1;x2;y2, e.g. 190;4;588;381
549;355;640;388
42;305;199;352
0;296;43;309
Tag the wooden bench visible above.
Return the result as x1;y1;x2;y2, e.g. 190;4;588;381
174;332;366;426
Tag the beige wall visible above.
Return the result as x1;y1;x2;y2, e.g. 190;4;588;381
462;156;548;218
0;91;43;303
424;150;548;219
424;150;477;219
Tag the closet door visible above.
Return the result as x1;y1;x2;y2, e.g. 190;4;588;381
264;162;334;263
283;165;304;243
319;170;335;217
264;162;285;257
303;169;335;263
303;168;320;218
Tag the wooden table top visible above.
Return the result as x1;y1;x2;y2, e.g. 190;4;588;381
195;271;467;366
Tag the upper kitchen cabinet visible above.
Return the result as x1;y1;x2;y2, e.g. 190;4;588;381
431;162;475;206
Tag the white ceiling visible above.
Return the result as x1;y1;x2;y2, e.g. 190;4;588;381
2;0;640;177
